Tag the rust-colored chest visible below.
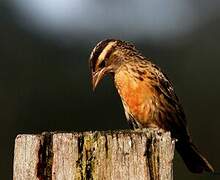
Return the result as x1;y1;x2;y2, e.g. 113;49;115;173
114;68;155;124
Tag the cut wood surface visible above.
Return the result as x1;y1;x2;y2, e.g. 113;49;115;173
13;129;175;180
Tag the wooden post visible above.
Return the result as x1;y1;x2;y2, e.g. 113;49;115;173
13;129;175;180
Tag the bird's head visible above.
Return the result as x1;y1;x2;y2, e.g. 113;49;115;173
89;39;137;90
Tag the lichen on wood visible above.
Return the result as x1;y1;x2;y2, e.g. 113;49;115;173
13;128;175;180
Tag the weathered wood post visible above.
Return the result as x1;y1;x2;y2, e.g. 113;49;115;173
13;129;175;180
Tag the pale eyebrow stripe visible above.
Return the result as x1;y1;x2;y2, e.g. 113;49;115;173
89;41;103;60
97;41;117;65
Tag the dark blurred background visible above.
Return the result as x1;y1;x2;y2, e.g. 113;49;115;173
1;0;220;179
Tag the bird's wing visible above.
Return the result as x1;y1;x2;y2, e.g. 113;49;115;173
148;63;190;139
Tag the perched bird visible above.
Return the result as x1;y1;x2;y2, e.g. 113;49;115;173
89;39;214;173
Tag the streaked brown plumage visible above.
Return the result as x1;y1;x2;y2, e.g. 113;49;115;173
89;39;214;173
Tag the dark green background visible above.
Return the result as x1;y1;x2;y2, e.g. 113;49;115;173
1;1;219;179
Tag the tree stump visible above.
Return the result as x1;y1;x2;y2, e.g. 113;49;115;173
13;129;175;180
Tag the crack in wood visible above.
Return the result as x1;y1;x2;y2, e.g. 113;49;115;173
37;132;53;180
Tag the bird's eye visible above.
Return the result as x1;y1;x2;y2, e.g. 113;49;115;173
99;60;105;68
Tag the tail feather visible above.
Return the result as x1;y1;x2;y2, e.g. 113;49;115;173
176;140;214;173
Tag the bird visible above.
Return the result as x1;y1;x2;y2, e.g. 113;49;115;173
89;38;214;173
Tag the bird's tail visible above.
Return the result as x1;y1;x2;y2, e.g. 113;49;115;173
176;140;214;173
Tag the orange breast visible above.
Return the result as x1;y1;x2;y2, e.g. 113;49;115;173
114;69;153;124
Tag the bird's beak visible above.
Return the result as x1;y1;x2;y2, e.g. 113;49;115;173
92;68;107;91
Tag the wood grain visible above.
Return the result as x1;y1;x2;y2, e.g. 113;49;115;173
13;129;175;180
